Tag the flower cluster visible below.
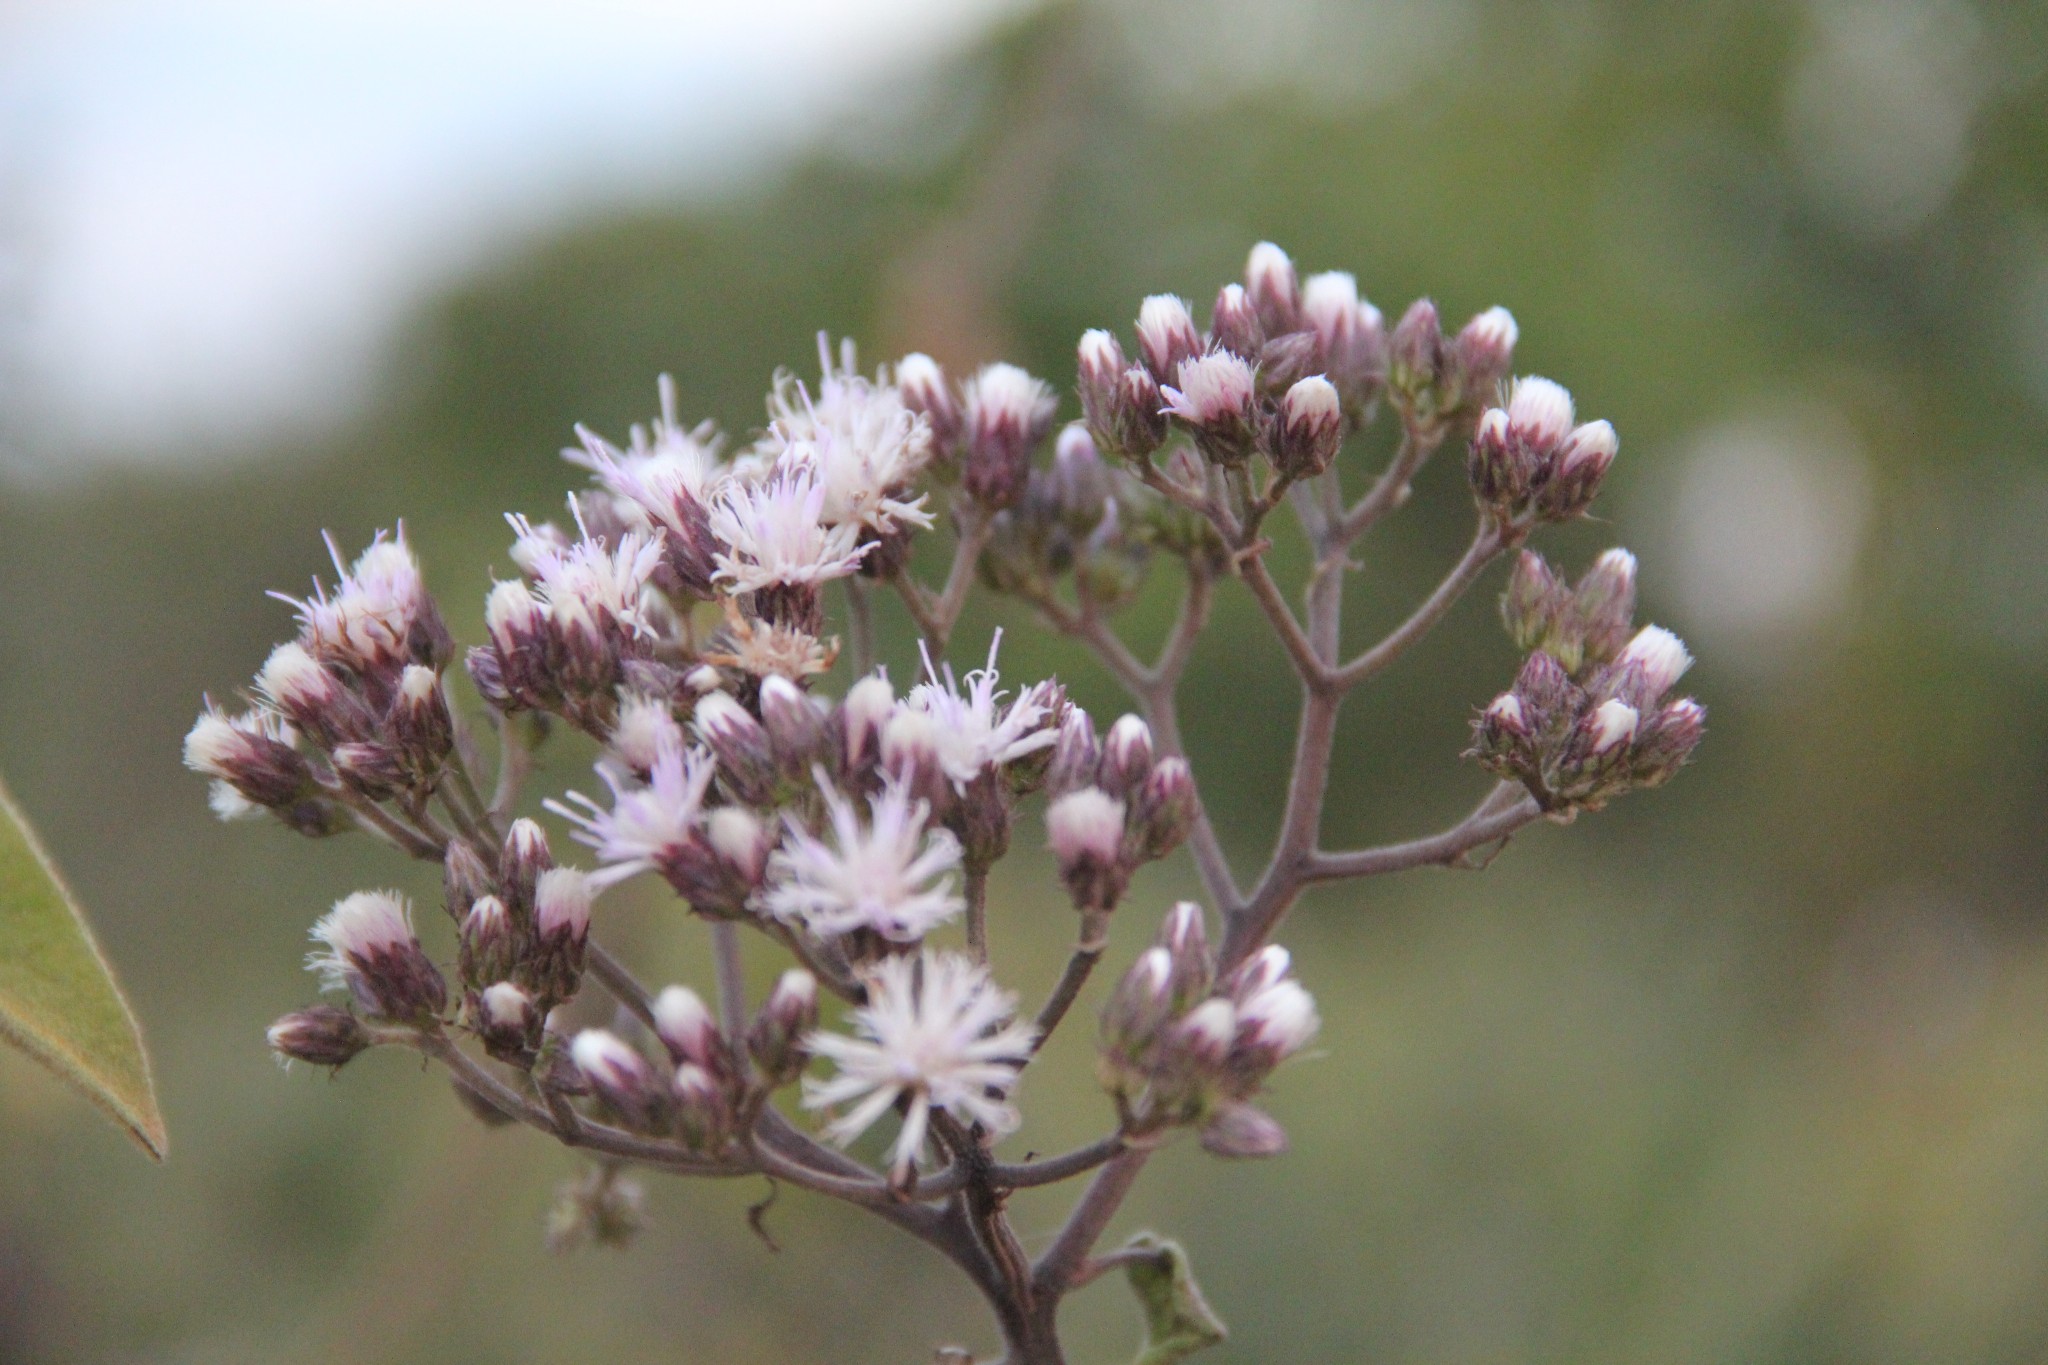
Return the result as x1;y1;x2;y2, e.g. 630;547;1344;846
191;240;1702;1364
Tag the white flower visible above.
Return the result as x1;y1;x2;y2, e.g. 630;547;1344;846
1505;376;1575;455
803;950;1037;1178
1045;787;1126;865
896;631;1060;787
708;464;868;594
760;774;962;942
564;374;727;537
508;500;665;637
757;335;934;536
548;735;717;887
271;528;434;672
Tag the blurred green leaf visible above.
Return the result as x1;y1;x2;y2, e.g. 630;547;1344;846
1122;1232;1227;1365
0;775;165;1159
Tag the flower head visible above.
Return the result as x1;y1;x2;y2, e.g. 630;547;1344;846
760;774;963;942
510;501;665;640
708;464;868;594
759;335;934;536
272;527;447;675
549;735;718;888
897;631;1061;788
803;950;1037;1178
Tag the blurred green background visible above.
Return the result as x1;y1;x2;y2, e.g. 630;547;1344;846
5;1;2048;1360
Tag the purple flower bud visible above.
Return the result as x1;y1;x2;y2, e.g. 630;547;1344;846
1046;787;1129;913
1208;282;1264;359
390;665;454;774
962;362;1057;511
758;674;827;775
183;704;312;811
1135;295;1203;383
442;837;495;922
1173;998;1239;1071
1271;374;1343;478
309;890;447;1021
1101;714;1155;797
1616;625;1692;699
1132;756;1197;862
458;893;517;988
571;1029;667;1130
671;1061;729;1151
1585;698;1639;754
1115;366;1170;457
1302;271;1386;413
895;352;961;465
1630;698;1706;786
1505;377;1575;460
705;806;773;891
1466;406;1534;512
748;967;819;1085
1046;706;1102;796
1453;306;1517;406
1199;1102;1289;1159
258;641;369;750
1078;330;1158;459
1101;945;1178;1067
1160;352;1259;465
880;709;956;818
267;1005;372;1069
473;980;541;1063
1501;551;1569;658
1571;549;1638;667
1538;419;1618;521
840;673;895;772
530;867;591;1001
693;691;777;804
1388;297;1446;399
1154;900;1215;1010
652;984;721;1068
1244;241;1302;337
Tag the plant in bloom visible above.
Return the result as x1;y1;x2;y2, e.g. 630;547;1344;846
188;245;1702;1365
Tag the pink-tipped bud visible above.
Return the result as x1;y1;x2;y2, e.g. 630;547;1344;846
895;352;961;462
880;708;955;816
1208;282;1264;359
502;817;554;902
1539;419;1618;520
1572;549;1639;666
474;980;541;1062
1631;697;1706;786
1505;376;1575;458
1046;707;1102;796
840;674;895;770
571;1029;666;1129
1273;374;1343;478
1466;406;1525;510
705;806;773;891
693;691;777;804
1235;976;1320;1064
962;362;1057;510
391;665;454;772
748;968;819;1084
442;837;495;921
758;674;826;773
268;1005;372;1069
1486;692;1528;735
458;893;516;988
183;705;311;810
1160;352;1259;464
1131;756;1196;863
1155;900;1215;1009
1175;998;1239;1070
1453;306;1517;404
1101;714;1155;796
1077;329;1164;459
1302;271;1386;412
671;1061;728;1151
534;867;591;944
258;641;367;749
309;890;446;1021
1501;550;1569;658
1200;1101;1290;1159
1245;241;1302;336
1116;366;1170;456
1586;698;1639;754
609;694;684;778
652;984;720;1068
1388;297;1446;400
1617;625;1692;699
1046;787;1129;913
1135;295;1203;383
1101;945;1179;1066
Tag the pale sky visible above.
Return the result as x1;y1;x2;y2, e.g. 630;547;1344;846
0;0;1027;474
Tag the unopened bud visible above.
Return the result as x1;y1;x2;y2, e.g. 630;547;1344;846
895;353;961;463
442;837;495;922
647;987;713;1068
1585;698;1639;754
530;867;591;1000
1174;998;1238;1071
693;691;777;804
1131;756;1197;862
309;890;447;1021
391;665;454;772
840;674;895;771
1388;297;1446;405
1302;271;1386;414
1077;330;1155;459
1115;367;1170;457
1501;551;1569;658
748;968;819;1085
1135;295;1202;383
1046;707;1102;795
1572;549;1639;666
1101;714;1155;796
962;362;1057;511
458;893;517;987
880;709;955;817
758;674;826;774
1160;352;1258;465
1235;975;1319;1066
1505;376;1575;460
1046;787;1129;913
1453;306;1517;407
570;1029;667;1130
268;1006;372;1069
1244;241;1302;337
1630;697;1706;786
1208;283;1264;359
183;705;312;810
1467;406;1528;509
502;818;554;905
474;980;541;1062
609;693;685;779
332;740;406;800
1271;375;1343;478
1616;625;1692;699
1101;945;1177;1064
1538;419;1617;521
1199;1101;1289;1159
1155;901;1214;1010
671;1061;728;1151
259;642;368;750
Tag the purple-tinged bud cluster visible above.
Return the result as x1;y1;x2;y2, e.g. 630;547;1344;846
1099;909;1315;1148
960;362;1058;511
1467;377;1619;524
1041;713;1197;913
982;425;1154;612
1472;585;1705;810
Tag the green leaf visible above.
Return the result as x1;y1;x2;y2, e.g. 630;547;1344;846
1122;1232;1227;1365
0;776;165;1159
